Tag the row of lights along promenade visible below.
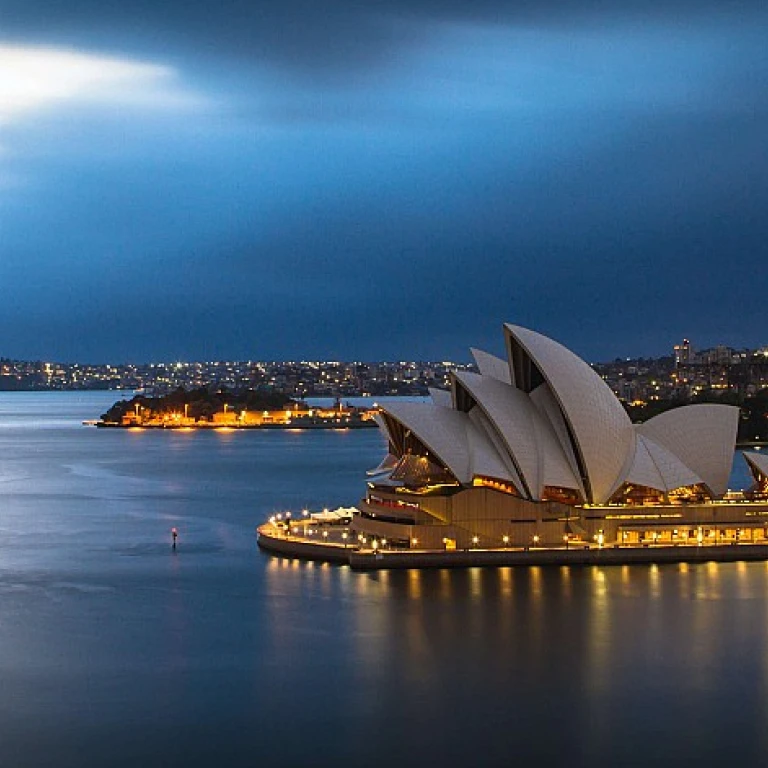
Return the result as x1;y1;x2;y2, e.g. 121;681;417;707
256;509;768;571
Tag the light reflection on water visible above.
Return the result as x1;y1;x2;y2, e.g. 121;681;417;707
1;392;768;766
261;558;768;764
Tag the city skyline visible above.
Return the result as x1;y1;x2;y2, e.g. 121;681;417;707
3;334;768;407
2;333;767;367
2;1;767;362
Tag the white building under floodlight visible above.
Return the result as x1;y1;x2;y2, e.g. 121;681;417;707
355;324;766;550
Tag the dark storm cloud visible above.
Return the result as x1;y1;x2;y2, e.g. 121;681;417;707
2;0;766;79
1;0;767;361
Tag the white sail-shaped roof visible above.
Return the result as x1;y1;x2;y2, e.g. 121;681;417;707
380;401;515;486
470;348;511;384
381;401;470;481
744;451;768;482
624;434;665;491
428;387;453;407
466;407;527;494
464;409;521;489
370;324;740;508
366;453;399;476
373;412;394;444
455;371;538;496
637;404;738;497
454;371;580;499
643;436;703;491
529;383;586;496
505;324;635;503
626;433;703;493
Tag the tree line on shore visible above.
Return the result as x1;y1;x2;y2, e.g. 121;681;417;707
624;389;768;443
100;387;294;423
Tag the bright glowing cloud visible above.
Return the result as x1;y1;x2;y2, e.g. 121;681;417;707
0;44;204;125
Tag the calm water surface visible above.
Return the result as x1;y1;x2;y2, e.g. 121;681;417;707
0;392;766;767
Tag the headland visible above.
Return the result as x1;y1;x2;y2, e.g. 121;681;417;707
93;388;378;430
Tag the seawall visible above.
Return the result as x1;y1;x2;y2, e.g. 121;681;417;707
256;527;768;571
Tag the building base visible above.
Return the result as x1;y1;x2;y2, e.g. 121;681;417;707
256;525;768;571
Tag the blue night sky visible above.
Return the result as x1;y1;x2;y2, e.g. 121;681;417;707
1;1;767;363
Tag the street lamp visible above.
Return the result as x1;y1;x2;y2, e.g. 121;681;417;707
503;535;510;547
532;534;540;547
471;536;479;548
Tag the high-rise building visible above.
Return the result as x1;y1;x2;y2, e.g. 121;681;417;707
674;339;693;367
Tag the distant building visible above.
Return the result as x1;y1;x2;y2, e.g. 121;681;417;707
715;345;734;365
674;339;693;367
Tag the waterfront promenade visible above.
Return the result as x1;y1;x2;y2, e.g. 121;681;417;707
257;521;768;571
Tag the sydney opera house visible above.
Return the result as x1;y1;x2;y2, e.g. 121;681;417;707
354;324;768;551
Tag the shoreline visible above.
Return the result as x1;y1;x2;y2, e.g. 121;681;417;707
85;418;768;444
256;524;768;571
93;421;378;430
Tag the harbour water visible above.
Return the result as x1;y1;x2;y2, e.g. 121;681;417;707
0;392;766;767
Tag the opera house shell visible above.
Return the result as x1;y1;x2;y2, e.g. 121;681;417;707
354;324;767;550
